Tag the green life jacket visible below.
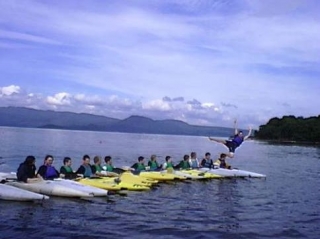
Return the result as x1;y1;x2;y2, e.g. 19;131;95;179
180;160;190;169
105;164;114;172
165;162;173;169
94;164;103;173
136;163;146;171
148;160;158;170
63;166;73;173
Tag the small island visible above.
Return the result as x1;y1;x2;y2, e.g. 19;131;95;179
254;115;320;145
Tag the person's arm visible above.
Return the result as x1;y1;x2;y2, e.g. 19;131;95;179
200;159;205;167
131;163;138;170
234;119;238;135
37;165;47;178
60;166;67;174
76;165;85;175
244;126;252;140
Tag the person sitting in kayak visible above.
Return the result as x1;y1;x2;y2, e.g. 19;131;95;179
37;155;60;180
76;155;97;178
103;156;124;174
208;120;252;158
147;154;161;171
189;152;200;169
93;156;119;177
177;155;191;170
17;155;43;183
214;153;231;169
131;156;147;171
60;157;83;179
162;156;179;171
200;152;214;169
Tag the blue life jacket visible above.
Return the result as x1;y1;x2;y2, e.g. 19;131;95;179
202;159;213;168
190;159;198;169
83;165;93;178
45;166;58;179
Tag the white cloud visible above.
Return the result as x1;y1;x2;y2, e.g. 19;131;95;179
0;85;20;96
46;92;71;106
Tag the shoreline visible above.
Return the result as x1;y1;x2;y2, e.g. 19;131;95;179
254;138;320;146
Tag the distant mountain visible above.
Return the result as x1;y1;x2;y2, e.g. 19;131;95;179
0;106;235;137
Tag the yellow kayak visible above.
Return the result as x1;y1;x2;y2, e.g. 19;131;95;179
120;172;158;186
78;178;123;191
93;177;151;191
180;169;222;179
138;171;186;181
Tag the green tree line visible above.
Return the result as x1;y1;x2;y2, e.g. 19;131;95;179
254;115;320;142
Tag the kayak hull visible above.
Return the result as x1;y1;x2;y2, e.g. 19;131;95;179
0;184;49;201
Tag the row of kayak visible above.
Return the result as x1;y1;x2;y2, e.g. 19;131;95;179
0;168;266;201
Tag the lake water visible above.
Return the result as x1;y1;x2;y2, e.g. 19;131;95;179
0;127;319;239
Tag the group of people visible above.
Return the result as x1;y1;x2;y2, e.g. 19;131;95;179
16;120;252;183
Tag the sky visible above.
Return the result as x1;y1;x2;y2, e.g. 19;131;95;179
0;0;319;129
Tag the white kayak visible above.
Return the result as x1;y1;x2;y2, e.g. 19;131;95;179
52;178;108;197
200;168;266;178
7;180;94;198
0;183;49;201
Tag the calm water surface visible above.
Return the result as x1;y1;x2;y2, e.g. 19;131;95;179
0;127;319;239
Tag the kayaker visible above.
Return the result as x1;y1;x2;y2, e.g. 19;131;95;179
208;119;252;158
37;155;60;180
103;156;124;174
131;156;147;171
162;156;177;170
93;156;119;177
147;155;161;171
177;155;191;170
76;155;97;178
17;155;43;183
200;152;214;169
214;153;231;169
60;157;83;179
189;152;200;169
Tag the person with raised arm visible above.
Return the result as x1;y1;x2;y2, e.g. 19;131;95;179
208;119;252;158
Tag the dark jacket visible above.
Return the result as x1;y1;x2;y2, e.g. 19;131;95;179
17;163;36;183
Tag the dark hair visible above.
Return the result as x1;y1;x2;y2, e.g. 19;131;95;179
183;154;189;160
24;155;36;165
93;156;101;164
150;155;156;160
45;155;54;162
165;156;171;161
83;155;90;160
104;156;112;163
220;153;227;159
63;157;71;164
190;152;196;158
138;156;144;162
205;152;211;156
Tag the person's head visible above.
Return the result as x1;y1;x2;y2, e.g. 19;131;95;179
220;153;227;161
63;157;72;166
82;155;90;165
138;156;144;163
165;156;171;162
104;156;112;164
93;156;101;164
24;155;36;165
44;155;54;165
150;154;157;161
190;152;196;159
205;152;211;159
238;131;243;137
183;154;189;161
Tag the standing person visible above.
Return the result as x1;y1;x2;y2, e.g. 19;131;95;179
214;153;231;169
17;155;43;183
200;152;214;169
148;155;161;171
189;152;200;169
37;155;60;180
208;120;252;158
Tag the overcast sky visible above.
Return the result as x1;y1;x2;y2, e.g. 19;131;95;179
0;0;319;129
